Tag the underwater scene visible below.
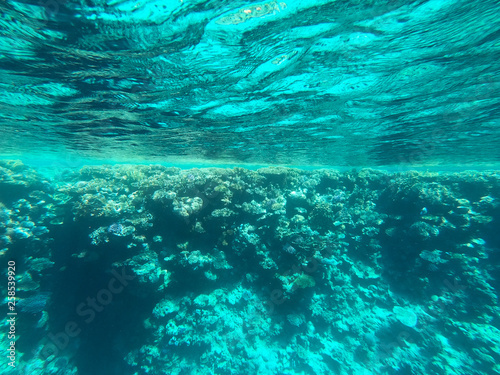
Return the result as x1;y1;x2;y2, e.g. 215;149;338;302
1;0;500;374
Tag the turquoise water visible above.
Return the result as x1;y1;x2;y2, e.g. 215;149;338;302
1;0;499;167
1;1;500;375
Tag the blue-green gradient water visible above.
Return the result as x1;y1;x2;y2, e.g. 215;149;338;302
1;0;499;167
1;1;500;375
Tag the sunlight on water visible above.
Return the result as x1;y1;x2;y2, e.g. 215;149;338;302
0;0;499;167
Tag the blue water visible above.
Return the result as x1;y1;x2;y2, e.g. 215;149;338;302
1;1;500;375
0;0;499;167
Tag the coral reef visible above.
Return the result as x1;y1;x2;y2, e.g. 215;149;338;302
1;162;499;375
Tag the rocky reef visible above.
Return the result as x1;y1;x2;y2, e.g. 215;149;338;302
1;160;499;375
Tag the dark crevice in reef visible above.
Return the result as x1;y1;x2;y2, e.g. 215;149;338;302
47;251;155;375
2;161;499;375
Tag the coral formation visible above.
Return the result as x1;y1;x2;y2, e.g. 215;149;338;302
1;162;499;375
